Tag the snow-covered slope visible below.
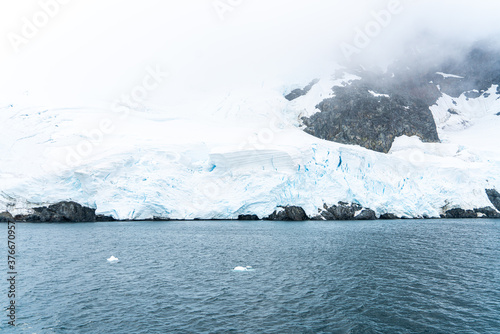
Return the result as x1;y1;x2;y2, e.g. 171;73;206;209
1;74;500;219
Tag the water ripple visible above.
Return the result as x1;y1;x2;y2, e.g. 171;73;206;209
4;219;500;333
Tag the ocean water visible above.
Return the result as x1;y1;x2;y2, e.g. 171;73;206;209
3;219;500;333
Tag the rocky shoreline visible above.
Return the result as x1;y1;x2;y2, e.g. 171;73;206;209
1;189;499;222
0;202;115;223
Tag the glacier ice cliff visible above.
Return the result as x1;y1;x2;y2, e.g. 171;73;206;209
1;46;500;221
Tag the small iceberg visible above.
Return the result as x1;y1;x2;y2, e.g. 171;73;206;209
233;266;253;271
107;256;119;263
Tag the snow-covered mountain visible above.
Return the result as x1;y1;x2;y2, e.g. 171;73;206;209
1;43;500;220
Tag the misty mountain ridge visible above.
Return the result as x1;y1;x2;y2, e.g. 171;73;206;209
299;43;500;152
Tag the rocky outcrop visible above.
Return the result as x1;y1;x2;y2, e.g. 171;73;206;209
266;206;308;221
238;214;259;220
302;83;440;153
327;202;360;220
444;208;478;219
16;201;96;222
437;45;500;98
379;213;398;220
301;45;500;153
442;206;500;219
474;207;500;218
315;202;377;220
0;212;14;223
354;209;377;220
96;214;117;221
486;189;500;211
284;79;319;101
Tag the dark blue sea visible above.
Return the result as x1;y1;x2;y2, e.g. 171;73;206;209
3;219;500;333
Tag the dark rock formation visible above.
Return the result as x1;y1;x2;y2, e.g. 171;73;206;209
328;202;361;220
302;83;440;153
444;208;478;219
379;213;398;220
335;202;360;220
302;44;500;153
316;202;378;220
354;209;377;220
266;206;309;221
141;216;170;221
16;201;96;222
443;205;500;219
486;189;500;211
238;214;259;220
96;214;117;221
474;207;500;218
0;212;14;223
437;45;500;98
284;79;319;101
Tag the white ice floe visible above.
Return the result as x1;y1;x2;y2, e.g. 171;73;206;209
436;72;464;79
233;266;253;271
107;256;119;263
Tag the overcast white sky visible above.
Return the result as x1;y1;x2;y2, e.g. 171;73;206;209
1;0;500;108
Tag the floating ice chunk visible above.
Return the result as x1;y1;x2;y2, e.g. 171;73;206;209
436;72;464;79
107;256;119;263
233;265;253;271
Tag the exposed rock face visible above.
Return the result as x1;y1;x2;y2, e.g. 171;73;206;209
0;212;14;223
328;202;361;220
96;214;117;221
266;206;308;221
238;214;259;220
437;45;500;98
300;45;500;153
486;189;500;211
445;208;478;219
474;207;500;218
443;207;500;219
379;213;398;220
316;202;377;220
354;209;377;220
16;201;96;222
302;82;440;153
284;79;319;101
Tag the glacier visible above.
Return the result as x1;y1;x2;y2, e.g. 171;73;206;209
1;74;500;221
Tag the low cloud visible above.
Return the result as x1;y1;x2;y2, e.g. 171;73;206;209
1;0;499;107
